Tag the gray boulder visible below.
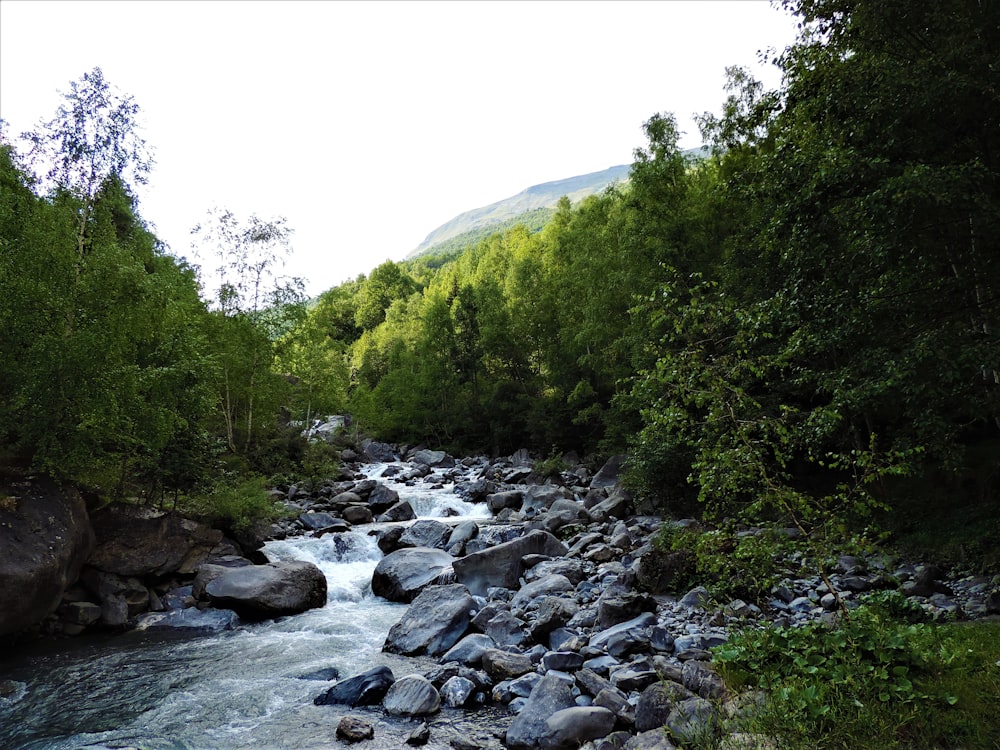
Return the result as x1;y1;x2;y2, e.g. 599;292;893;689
371;547;454;603
399;519;452;550
383;673;441;716
412;449;455;468
133;608;240;633
511;574;574;611
205;560;327;618
0;477;95;636
540;706;616;749
506;673;577;750
383;584;474;656
591;455;626;489
453;530;568;597
441;633;496;666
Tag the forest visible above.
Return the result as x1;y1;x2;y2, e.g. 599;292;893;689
3;0;995;560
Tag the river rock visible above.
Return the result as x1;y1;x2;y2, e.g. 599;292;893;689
511;574;574;611
205;560;326;618
441;633;496;665
371;547;454;603
87;502;221;577
336;715;375;742
398;519;452;550
624;729;679;749
367;484;400;514
314;666;396;706
0;476;95;636
377;499;416;523
383;673;441;716
383;583;474;656
481;648;535;680
412;449;455;468
505;673;577;750
540;706;616;749
487;490;524;513
361;440;397;462
453;530;568;597
590;455;626;489
133;607;240;632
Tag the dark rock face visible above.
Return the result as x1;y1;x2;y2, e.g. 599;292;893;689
205;560;327;618
0;476;95;636
314;666;396;706
398;519;452;550
371;547;454;603
87;503;222;577
453;530;568;597
383;584;474;656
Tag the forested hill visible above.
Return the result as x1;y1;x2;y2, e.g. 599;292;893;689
406;163;631;259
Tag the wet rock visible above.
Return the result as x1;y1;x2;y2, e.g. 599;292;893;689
336;715;374;742
377;499;416;523
314;665;395;706
133;608;240;632
406;722;431;745
383;584;474;656
399;519;452;550
371;547;454;603
511;574;574;611
368;484;401;514
204;560;326;618
412;449;455;468
383;673;441;716
440;675;476;707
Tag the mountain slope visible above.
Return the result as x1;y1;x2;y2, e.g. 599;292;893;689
406;164;631;259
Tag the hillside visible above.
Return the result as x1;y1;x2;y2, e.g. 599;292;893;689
406;164;631;259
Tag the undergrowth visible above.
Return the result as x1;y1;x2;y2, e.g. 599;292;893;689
714;592;1000;749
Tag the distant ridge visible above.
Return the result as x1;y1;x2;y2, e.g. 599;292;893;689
406;164;631;259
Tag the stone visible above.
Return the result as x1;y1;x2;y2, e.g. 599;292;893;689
406;722;431;745
341;505;373;525
298;512;340;530
487;490;524;513
440;675;476;707
624;729;679;749
481;648;535;680
678;586;711;609
399;519;452;550
87;502;221;577
336;716;374;742
591;455;627;489
412;449;455;468
540;706;617;749
205;561;327;618
542;651;584;672
376;499;416;523
453;530;568;597
383;584;474;656
0;476;94;636
314;666;396;706
133;607;240;632
367;484;401;514
371;547;454;603
506;673;577;750
486;610;529;647
383;674;441;716
667;697;717;744
589;612;657;652
511;574;575;611
441;633;496;666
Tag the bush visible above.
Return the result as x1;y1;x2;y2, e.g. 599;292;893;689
714;593;1000;749
182;475;285;535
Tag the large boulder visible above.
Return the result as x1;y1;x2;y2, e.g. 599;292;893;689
383;584;474;656
590;455;627;489
453;530;568;597
205;560;327;618
411;449;455;468
540;706;616;750
87;503;222;577
0;476;95;636
371;547;454;603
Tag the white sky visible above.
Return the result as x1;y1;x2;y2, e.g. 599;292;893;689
0;1;798;298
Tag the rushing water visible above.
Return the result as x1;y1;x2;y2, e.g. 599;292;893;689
0;465;508;750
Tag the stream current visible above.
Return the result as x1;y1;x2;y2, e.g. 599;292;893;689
0;464;510;750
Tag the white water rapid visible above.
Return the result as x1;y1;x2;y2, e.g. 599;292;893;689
0;463;502;750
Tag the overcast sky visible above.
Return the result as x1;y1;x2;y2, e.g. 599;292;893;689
0;1;798;298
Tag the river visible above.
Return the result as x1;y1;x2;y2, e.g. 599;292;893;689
0;464;511;750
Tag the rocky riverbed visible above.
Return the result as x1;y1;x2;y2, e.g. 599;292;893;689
2;439;998;749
